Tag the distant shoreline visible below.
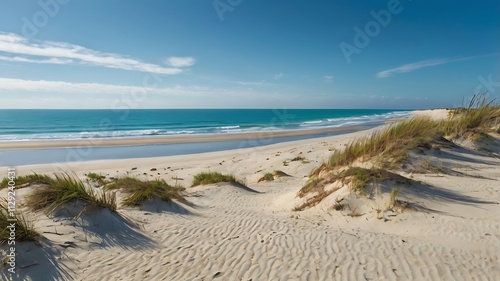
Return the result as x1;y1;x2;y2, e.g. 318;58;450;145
0;108;412;145
0;125;366;150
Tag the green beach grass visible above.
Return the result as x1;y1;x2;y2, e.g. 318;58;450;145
299;94;499;210
0;173;54;190
258;172;274;182
191;172;240;186
105;177;184;206
85;172;107;186
0;199;39;244
26;173;117;214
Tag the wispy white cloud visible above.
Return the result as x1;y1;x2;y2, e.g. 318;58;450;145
0;32;191;75
0;77;304;109
323;75;334;81
0;77;199;96
165;56;196;67
0;77;434;109
274;72;284;80
377;58;449;78
0;55;72;64
377;54;498;78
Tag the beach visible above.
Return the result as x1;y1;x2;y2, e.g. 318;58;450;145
1;109;499;280
1;1;498;280
0;125;364;150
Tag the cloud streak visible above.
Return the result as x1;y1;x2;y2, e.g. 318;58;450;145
0;32;193;75
0;78;296;109
377;54;498;78
0;77;199;96
166;56;196;67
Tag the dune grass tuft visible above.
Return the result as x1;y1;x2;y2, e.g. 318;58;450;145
0;199;39;243
317;117;442;173
311;95;500;176
335;167;411;194
85;172;107;186
299;94;499;210
300;167;410;198
25;173;117;214
258;173;274;182
105;177;184;206
291;156;305;162
191;172;239;186
296;167;412;211
446;94;500;135
294;167;411;211
388;187;401;209
0;173;54;189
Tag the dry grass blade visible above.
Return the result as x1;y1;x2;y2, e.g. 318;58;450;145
0;199;39;243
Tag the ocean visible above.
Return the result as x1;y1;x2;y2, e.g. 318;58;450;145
0;109;411;141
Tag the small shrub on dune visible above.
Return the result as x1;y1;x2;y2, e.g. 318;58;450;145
0;199;39;243
258;170;291;183
26;173;117;214
85;172;107;186
291;156;305;162
106;177;184;206
191;172;239;186
258;173;274;182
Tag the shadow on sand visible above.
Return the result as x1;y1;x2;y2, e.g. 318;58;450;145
137;198;195;215
227;182;261;193
72;207;157;251
1;239;73;281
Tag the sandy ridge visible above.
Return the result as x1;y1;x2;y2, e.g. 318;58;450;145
1;109;499;280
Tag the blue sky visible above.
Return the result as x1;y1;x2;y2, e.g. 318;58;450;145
0;0;498;109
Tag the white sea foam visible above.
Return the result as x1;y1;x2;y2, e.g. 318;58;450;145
299;111;410;129
0;111;411;141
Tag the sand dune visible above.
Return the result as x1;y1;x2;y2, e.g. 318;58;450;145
1;112;499;280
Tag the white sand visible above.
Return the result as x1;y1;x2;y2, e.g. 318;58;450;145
1;111;499;280
412;108;450;120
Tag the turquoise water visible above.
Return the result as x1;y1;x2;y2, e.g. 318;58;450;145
0;109;410;141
